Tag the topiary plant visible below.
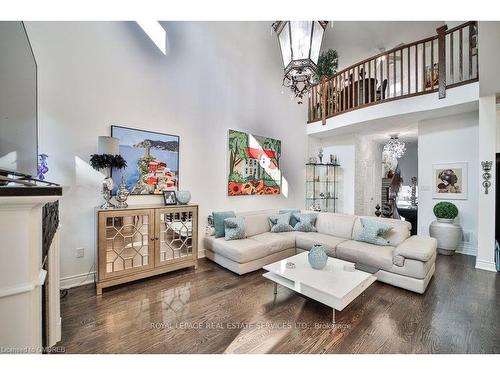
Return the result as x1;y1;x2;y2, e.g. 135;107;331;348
316;49;338;80
433;201;459;220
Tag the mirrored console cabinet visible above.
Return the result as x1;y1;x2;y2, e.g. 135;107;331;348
96;205;198;294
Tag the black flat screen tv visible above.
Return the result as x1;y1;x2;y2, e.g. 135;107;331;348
0;21;38;177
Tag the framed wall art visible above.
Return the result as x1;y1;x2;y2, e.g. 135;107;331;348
111;125;179;195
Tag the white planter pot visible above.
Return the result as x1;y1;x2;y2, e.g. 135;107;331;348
429;218;462;255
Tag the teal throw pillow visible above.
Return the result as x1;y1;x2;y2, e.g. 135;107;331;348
224;217;246;241
293;212;318;232
355;218;393;246
269;212;294;233
213;211;235;238
279;209;301;227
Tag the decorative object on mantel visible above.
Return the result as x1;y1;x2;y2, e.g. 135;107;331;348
37;154;49;181
432;162;468;200
90;136;127;209
115;176;130;209
308;244;328;270
272;21;328;104
285;261;296;269
111;125;179;195
176;190;192;205
374;204;381;217
308;156;317;164
481;160;492;194
429;201;462;255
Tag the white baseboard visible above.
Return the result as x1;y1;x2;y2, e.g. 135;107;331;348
456;242;477;256
60;271;96;290
61;252;206;290
475;259;497;272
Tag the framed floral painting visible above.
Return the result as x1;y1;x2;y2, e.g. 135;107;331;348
432;162;468;200
227;129;281;196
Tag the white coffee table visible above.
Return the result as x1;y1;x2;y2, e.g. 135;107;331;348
263;252;376;323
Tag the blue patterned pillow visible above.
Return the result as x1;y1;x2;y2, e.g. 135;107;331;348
213;211;235;238
279;209;301;227
293;212;318;232
355;218;393;246
269;212;294;233
224;217;246;241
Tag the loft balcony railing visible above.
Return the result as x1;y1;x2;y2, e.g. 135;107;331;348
308;21;478;125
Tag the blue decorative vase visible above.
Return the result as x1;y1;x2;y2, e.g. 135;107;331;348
176;191;191;205
308;244;328;270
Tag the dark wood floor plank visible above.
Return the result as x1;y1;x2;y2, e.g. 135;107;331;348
57;254;500;354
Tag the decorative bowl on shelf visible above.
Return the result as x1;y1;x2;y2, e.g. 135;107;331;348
176;191;191;205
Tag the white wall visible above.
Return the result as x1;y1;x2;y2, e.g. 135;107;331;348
397;141;418;184
354;135;382;216
25;21;308;285
318;134;355;214
418;111;479;255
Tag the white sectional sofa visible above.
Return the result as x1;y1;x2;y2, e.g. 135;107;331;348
204;210;437;294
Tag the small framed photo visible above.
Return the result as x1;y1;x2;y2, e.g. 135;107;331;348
163;190;177;205
432;162;468;200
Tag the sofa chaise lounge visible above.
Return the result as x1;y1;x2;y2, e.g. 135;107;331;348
204;210;437;294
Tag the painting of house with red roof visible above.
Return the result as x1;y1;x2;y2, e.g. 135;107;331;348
227;129;281;196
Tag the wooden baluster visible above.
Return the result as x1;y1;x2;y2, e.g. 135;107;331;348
393;52;396;97
356;65;361;107
380;57;385;100
407;46;411;95
450;31;454;84
437;25;447;99
367;60;371;103
351;68;355;108
459;28;463;82
399;49;403;96
415;44;418;92
321;77;327;125
386;53;389;97
430;39;434;90
423;42;426;91
361;63;366;104
374;59;378;102
468;23;473;80
347;69;351;109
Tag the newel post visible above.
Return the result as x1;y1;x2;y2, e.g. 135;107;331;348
321;76;328;125
437;25;448;99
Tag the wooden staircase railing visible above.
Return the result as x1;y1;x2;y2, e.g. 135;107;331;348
308;21;478;125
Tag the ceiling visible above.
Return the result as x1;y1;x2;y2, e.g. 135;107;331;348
322;21;445;70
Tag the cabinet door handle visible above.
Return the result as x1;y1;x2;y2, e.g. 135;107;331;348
155;237;159;241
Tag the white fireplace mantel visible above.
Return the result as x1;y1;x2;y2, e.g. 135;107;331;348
0;194;61;353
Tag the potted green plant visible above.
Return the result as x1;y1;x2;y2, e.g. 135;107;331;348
429;201;462;255
316;49;339;80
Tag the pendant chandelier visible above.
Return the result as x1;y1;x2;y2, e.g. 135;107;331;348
383;135;406;159
273;21;328;104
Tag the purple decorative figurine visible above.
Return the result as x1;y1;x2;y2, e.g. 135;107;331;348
37;154;49;180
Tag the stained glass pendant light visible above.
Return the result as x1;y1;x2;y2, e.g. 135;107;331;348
273;21;328;104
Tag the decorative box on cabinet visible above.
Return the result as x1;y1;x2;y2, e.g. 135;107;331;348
96;204;198;295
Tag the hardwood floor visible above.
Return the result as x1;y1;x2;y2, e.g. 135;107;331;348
58;254;499;354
